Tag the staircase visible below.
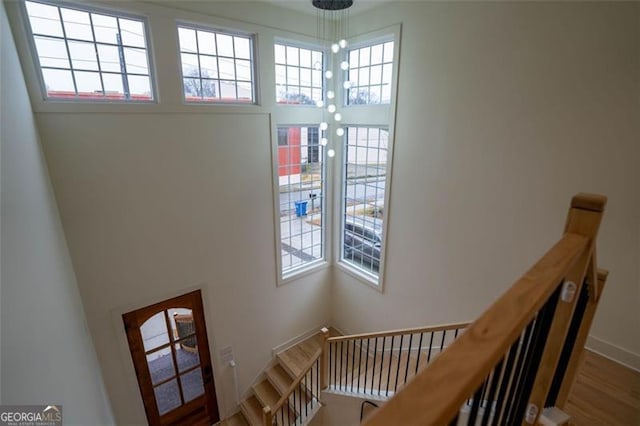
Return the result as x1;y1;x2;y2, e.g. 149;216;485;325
221;194;609;426
219;330;336;426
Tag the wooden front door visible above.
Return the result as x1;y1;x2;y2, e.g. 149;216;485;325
123;290;219;426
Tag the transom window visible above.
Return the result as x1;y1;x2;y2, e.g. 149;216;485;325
178;25;254;103
341;127;388;277
275;43;323;105
276;126;325;276
347;41;394;105
24;1;154;101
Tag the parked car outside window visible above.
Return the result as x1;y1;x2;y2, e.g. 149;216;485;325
343;216;382;272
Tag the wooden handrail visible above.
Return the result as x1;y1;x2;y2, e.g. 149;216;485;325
363;232;590;425
326;321;471;343
264;348;322;425
364;193;606;425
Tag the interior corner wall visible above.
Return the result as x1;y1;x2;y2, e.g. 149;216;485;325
4;1;332;423
332;1;640;369
0;2;114;422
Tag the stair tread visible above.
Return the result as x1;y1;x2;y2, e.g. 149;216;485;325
266;364;294;394
240;396;264;426
254;379;281;408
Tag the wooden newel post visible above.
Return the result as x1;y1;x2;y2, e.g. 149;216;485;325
524;193;607;425
320;327;330;390
262;406;272;426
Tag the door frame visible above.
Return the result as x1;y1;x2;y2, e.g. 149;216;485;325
121;289;220;425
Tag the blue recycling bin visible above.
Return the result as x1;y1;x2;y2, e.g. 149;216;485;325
294;200;308;217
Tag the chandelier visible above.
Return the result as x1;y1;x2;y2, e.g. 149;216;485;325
313;0;354;158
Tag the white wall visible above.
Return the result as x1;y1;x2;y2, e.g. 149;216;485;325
5;1;331;423
333;2;640;369
0;2;114;423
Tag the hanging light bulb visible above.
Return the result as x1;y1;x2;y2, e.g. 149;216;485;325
331;43;340;53
327;149;336;158
340;61;349;70
327;104;336;113
326;90;335;99
339;39;348;49
320;137;328;146
316;99;324;108
325;70;333;79
319;122;328;131
334;112;342;121
313;61;322;70
336;128;345;136
343;80;352;89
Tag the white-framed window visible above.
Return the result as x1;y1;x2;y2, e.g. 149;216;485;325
177;24;255;103
340;127;388;277
23;0;154;101
346;40;394;105
275;126;326;278
274;42;324;105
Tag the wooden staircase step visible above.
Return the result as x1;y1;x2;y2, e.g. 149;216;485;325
253;379;281;409
240;396;264;426
266;363;294;394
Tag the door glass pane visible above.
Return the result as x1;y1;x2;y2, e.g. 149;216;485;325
141;311;169;352
147;346;175;385
174;342;200;373
180;369;204;403
154;379;181;415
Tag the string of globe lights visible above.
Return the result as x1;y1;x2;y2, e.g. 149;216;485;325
313;0;353;159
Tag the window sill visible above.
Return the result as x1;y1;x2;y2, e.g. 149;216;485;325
278;260;329;286
335;261;383;293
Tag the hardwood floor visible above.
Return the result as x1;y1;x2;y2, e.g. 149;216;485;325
565;350;640;425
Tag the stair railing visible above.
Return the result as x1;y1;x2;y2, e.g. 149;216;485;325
263;348;322;426
321;322;469;397
361;193;607;425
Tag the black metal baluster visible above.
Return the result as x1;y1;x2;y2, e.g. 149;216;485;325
298;380;302;420
427;332;435;363
304;374;308;417
386;336;395;396
511;286;561;423
547;281;589;407
394;335;404;392
468;380;485;425
351;340;356;392
358;338;363;392
454;328;459;338
415;332;424;375
503;321;536;424
378;337;386;395
372;338;379;395
363;338;370;394
332;342;337;389
440;330;447;353
328;341;332;390
491;340;520;426
340;341;344;390
405;333;413;384
481;359;503;426
479;375;489;408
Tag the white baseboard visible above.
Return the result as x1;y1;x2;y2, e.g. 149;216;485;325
586;335;640;372
272;323;330;356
